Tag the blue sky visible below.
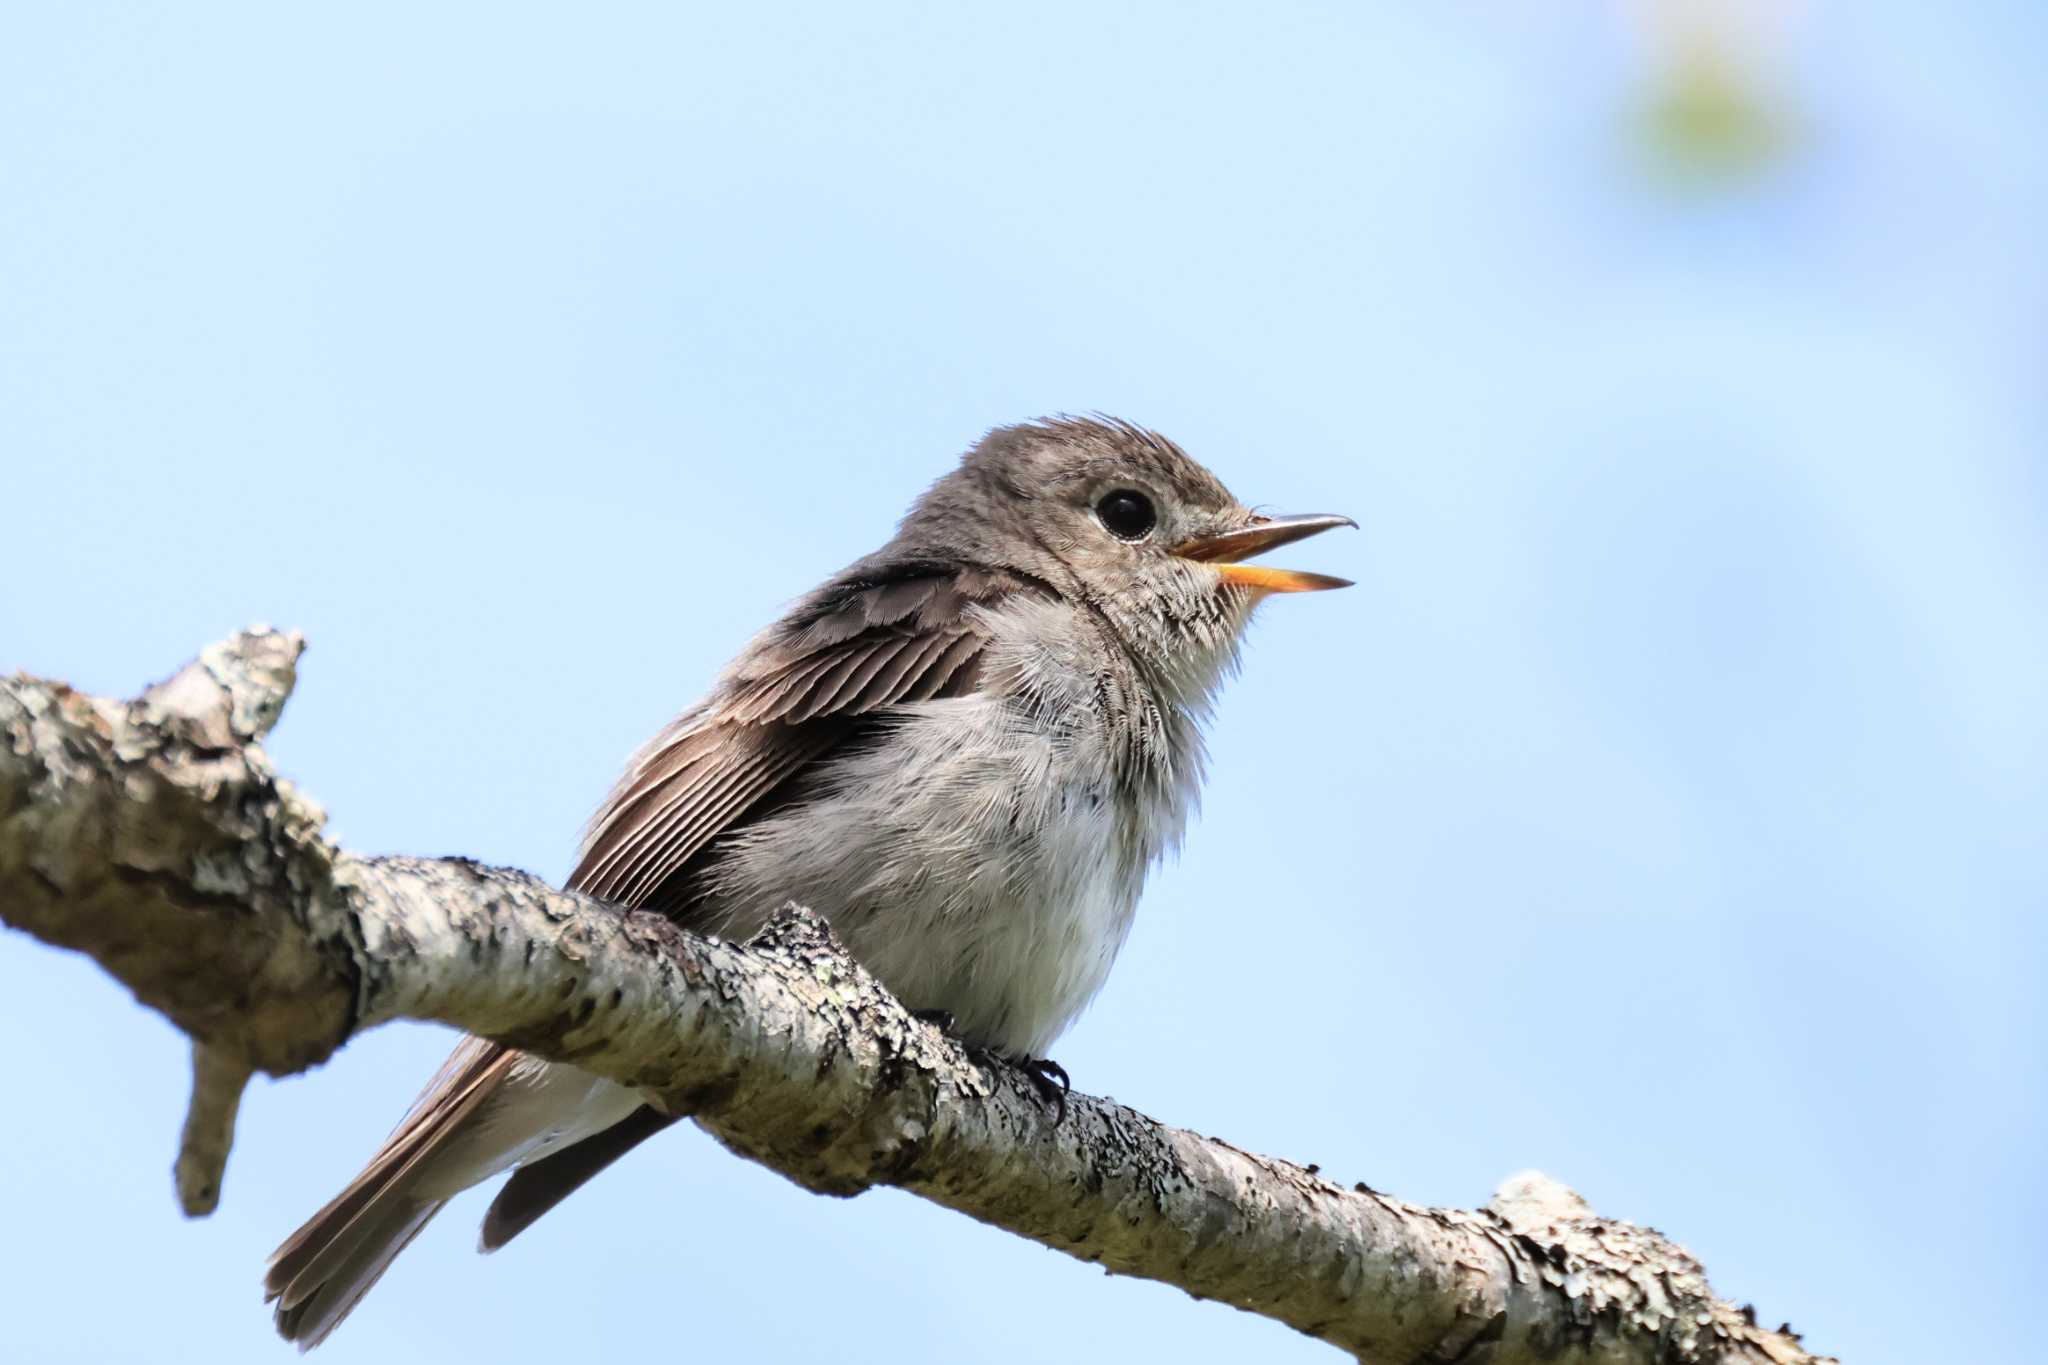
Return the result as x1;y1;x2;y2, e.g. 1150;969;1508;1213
3;5;2042;1363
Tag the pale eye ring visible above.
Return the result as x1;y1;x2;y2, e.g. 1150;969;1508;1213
1094;488;1157;541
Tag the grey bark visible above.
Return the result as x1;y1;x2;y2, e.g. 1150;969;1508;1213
0;630;1833;1364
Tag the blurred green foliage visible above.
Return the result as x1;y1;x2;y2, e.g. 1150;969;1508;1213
1632;36;1795;189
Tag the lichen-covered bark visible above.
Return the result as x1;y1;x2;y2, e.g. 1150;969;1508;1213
0;631;1833;1364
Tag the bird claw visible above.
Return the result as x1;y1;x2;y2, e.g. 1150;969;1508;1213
1016;1056;1070;1126
915;1010;1070;1125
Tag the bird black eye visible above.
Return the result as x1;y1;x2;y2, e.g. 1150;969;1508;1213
1094;489;1157;541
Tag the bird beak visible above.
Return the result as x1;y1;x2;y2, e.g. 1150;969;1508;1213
1172;512;1356;592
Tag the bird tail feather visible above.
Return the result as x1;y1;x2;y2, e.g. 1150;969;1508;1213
263;1039;514;1349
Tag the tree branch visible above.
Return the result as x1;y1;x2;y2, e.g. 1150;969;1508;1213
0;631;1832;1364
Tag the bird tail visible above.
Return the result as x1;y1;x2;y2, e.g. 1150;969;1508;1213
263;1039;518;1349
265;1038;650;1348
267;1192;444;1349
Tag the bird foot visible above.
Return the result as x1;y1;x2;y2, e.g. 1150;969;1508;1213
910;1009;1069;1125
1014;1056;1070;1126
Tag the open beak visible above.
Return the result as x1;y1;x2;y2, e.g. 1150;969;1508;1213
1172;512;1356;593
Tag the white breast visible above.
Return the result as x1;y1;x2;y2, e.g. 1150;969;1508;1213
699;594;1219;1058
697;693;1148;1057
858;696;1150;1058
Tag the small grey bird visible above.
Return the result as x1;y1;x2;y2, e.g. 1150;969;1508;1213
264;416;1352;1346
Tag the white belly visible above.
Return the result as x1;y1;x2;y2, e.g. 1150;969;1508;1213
845;762;1138;1059
700;692;1176;1058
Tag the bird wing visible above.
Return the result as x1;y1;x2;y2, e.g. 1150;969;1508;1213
566;560;1021;909
267;559;1038;1340
476;560;1030;1243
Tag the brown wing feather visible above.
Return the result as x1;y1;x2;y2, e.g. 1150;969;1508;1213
568;560;1028;909
572;724;830;908
468;563;1031;1251
269;560;1039;1333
